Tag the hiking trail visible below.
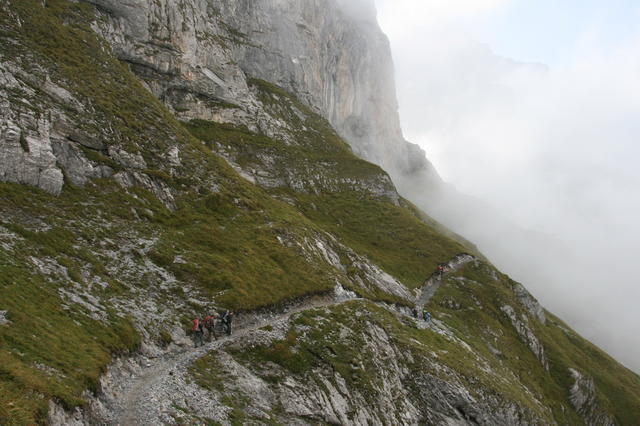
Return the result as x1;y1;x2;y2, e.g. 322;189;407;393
113;292;355;425
416;254;475;308
107;255;474;425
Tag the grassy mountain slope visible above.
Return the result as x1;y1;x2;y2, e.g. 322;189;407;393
1;0;639;424
190;261;640;424
432;262;640;424
184;78;475;291
0;0;467;423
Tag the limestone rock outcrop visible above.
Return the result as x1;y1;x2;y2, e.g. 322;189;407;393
568;368;616;426
87;0;441;191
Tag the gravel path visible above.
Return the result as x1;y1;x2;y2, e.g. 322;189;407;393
416;254;475;308
111;254;474;425
115;293;355;425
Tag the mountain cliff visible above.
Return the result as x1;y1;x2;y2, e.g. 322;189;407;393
86;0;442;192
1;0;639;425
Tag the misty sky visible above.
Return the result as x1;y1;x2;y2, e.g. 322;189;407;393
375;0;640;372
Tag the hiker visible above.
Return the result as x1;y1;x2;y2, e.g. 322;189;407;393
192;317;204;347
422;309;431;323
221;310;233;336
412;307;418;319
437;264;446;278
204;312;218;341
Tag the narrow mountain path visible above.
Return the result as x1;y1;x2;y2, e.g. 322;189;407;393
115;293;355;425
416;254;475;308
111;254;474;425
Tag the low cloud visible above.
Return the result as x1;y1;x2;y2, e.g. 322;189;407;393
376;0;640;372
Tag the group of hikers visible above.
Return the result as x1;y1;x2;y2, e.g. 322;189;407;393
191;310;234;348
412;307;431;323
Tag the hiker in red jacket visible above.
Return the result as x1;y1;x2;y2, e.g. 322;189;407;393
437;264;446;278
192;317;204;347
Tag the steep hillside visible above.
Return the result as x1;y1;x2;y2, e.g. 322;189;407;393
0;1;639;425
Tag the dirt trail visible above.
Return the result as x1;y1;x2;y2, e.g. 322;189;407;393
416;254;475;308
112;255;474;425
116;292;354;425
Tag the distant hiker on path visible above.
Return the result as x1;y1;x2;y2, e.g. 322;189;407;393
423;309;431;323
437;264;446;278
192;317;204;347
221;310;233;336
412;307;418;319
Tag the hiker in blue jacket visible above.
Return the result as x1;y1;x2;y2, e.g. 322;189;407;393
423;309;431;323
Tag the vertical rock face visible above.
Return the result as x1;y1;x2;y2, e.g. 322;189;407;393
0;120;64;195
218;0;398;154
88;0;252;109
219;0;439;182
0;63;66;194
88;0;441;195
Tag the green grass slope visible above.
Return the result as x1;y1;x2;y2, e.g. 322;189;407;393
0;0;478;423
183;79;475;291
194;262;640;424
431;261;640;424
3;1;638;424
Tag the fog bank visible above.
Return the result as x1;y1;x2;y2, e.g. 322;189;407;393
376;0;640;372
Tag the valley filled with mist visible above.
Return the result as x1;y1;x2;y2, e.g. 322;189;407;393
377;0;640;373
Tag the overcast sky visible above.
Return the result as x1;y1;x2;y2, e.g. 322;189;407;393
374;0;640;372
